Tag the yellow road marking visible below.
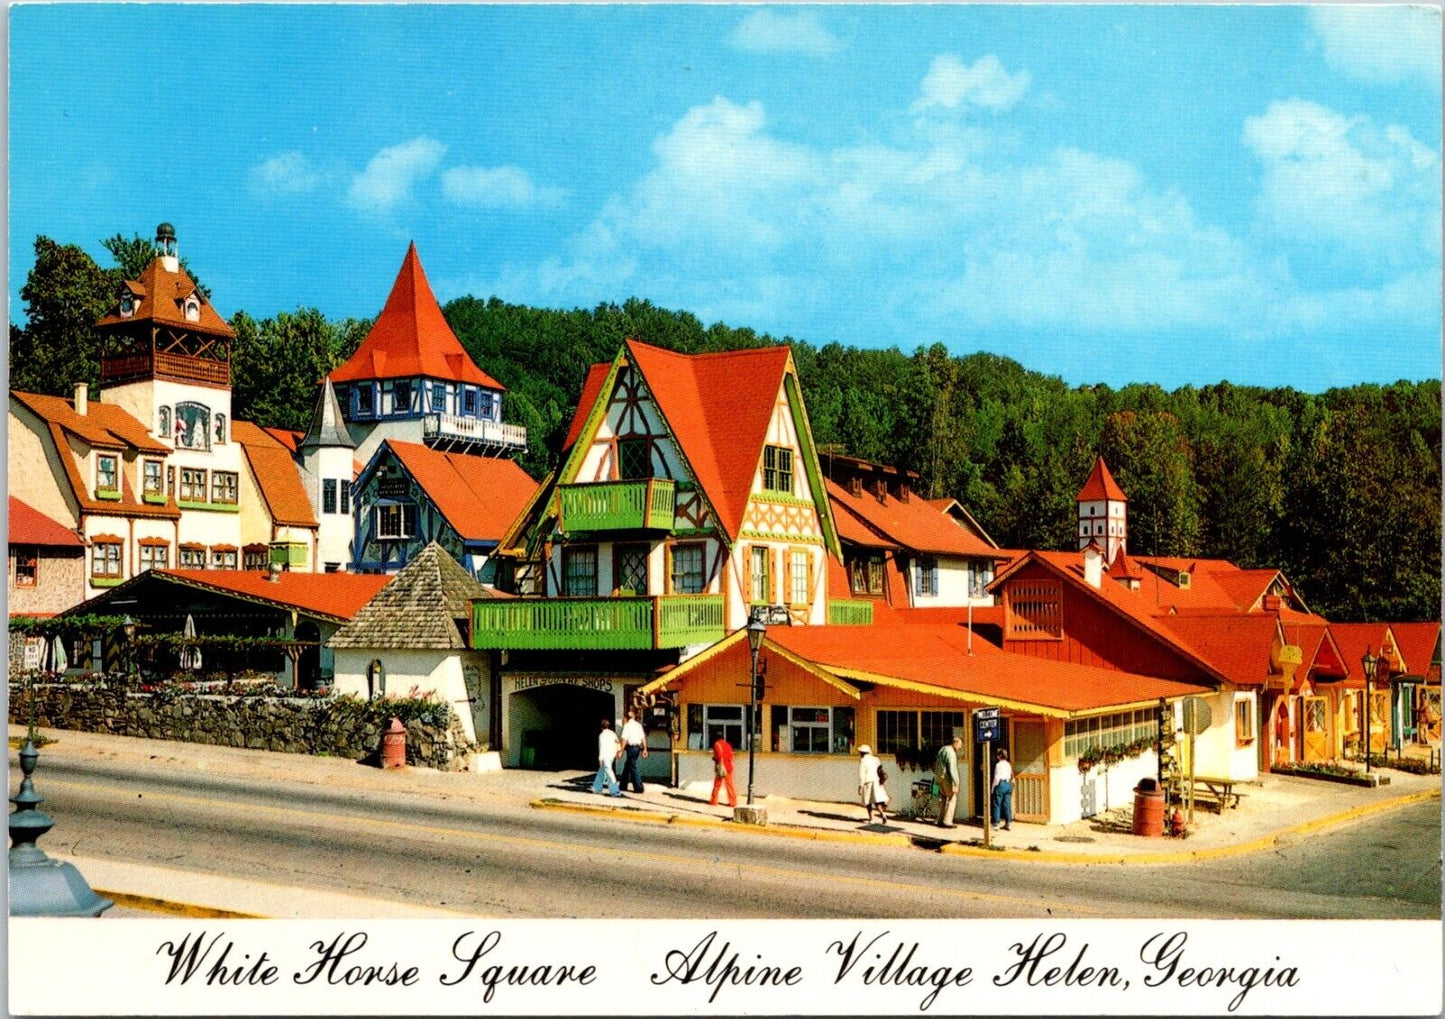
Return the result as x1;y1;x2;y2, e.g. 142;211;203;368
46;777;1096;916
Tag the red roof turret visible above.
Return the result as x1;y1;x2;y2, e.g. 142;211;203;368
330;244;503;389
1078;456;1127;502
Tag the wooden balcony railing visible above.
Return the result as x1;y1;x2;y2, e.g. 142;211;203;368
101;352;230;387
557;480;675;535
471;593;723;650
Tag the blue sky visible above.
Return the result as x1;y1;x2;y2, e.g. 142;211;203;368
9;4;1441;391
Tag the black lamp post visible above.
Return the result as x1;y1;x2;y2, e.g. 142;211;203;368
745;616;767;806
1360;649;1376;775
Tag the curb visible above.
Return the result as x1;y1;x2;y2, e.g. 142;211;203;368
530;799;914;847
939;787;1441;865
96;889;264;919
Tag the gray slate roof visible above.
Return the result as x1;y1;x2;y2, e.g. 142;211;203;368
298;377;356;451
329;543;492;650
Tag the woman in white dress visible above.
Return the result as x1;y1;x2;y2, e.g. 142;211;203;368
857;745;889;824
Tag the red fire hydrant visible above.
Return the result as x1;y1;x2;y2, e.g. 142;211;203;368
382;717;407;770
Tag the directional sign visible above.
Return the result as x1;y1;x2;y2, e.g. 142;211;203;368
974;707;1001;743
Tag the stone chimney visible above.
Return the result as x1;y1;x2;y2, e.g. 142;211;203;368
1082;542;1103;588
73;382;88;416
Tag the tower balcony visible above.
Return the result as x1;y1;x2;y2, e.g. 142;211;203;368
471;594;724;650
422;413;528;456
557;479;675;536
100;351;230;388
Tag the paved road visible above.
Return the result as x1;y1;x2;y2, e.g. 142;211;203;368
28;756;1441;920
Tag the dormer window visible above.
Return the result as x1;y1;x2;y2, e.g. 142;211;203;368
392;380;411;413
119;293;135;318
96;454;119;494
184;297;200;322
356;385;374;416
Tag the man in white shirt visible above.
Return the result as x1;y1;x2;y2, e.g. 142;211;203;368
991;748;1013;830
618;710;647;793
593;719;622;797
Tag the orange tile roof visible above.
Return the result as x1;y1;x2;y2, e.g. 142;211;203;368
769;624;1209;715
95;256;234;338
159;569;389;622
1390;622;1441;680
563;362;612;451
263;427;303;454
830;495;898;549
624;340;794;541
1329;623;1397;681
11;390;169;454
8;497;83;547
826;480;1002;558
1158;614;1284;688
330;244;502;388
1077;456;1127;502
231;420;318;528
386;441;538;543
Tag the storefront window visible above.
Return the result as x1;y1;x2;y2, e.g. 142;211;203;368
769;706;852;754
688;704;756;751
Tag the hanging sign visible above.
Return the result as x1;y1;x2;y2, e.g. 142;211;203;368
973;706;1001;743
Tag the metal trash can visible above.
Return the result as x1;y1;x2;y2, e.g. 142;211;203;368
1132;777;1165;837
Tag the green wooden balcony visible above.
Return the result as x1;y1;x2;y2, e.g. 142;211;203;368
557;479;675;535
472;593;724;650
827;599;874;625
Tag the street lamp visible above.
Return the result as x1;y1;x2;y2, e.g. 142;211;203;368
745;616;767;806
1360;649;1378;775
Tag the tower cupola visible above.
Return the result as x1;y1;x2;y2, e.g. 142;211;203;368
1076;455;1128;565
155;222;178;270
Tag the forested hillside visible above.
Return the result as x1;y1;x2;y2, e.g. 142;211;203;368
12;235;1441;623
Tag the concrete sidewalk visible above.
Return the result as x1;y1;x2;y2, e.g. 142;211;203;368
531;764;1442;864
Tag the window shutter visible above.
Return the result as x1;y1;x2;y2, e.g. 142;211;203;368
783;550;793;607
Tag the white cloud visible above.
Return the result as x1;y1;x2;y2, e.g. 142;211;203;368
1309;6;1442;85
249;151;322;195
913;54;1031;113
346;137;446;212
729;10;840;56
1243;99;1441;259
441;165;564;209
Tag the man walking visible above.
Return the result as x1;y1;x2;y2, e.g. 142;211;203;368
593;718;622;797
991;748;1013;830
618;710;647;793
709;734;737;807
934;736;962;828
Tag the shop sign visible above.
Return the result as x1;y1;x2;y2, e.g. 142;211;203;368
510;674;617;694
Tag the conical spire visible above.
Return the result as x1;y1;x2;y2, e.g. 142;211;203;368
1077;455;1127;502
328;243;503;389
299;377;355;450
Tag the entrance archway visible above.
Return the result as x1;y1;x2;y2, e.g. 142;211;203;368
510;683;615;769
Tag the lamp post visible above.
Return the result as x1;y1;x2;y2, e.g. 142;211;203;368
1360;649;1377;775
745;616;767;806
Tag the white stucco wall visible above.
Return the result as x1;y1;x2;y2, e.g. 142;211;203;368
908;556;995;608
677;750;863;803
1188;690;1259;782
1049;749;1159;824
333;647;490;745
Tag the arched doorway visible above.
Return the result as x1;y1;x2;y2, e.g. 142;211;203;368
294;622;321;691
509;683;616;769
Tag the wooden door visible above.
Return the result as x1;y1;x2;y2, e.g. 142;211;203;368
1302;696;1330;762
1010;719;1049;823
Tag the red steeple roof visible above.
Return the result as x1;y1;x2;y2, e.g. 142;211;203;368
1077;455;1127;502
330;244;503;389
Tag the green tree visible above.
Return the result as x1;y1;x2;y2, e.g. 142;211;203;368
1099;410;1201;557
10;237;112;396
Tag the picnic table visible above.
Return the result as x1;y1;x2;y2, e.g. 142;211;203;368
1190;775;1244;810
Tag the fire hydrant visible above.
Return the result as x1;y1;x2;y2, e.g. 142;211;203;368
382;717;407;770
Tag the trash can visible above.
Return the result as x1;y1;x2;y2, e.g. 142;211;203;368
1132;777;1165;837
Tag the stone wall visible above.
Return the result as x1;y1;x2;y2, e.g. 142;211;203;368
8;682;475;771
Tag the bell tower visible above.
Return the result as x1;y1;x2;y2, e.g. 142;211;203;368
1076;456;1127;565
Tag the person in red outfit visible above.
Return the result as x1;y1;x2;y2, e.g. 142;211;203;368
710;736;737;807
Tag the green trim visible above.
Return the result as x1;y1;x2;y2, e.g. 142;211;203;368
142;491;168;505
557;354;625;486
738;529;824;545
270;542;308;567
748;491;816;509
783;372;841;561
671;527;716;538
178;499;240;513
94;489;121;501
89;576;125;588
674;481;697;492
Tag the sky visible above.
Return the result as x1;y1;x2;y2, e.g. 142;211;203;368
8;4;1442;391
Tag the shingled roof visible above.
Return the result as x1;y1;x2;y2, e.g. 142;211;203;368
329;542;495;650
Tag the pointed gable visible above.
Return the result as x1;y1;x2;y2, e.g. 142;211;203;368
1078;456;1127;502
623;340;792;541
329;244;503;389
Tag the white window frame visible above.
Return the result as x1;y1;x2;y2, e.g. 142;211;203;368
95;454;119;493
376;503;416;540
